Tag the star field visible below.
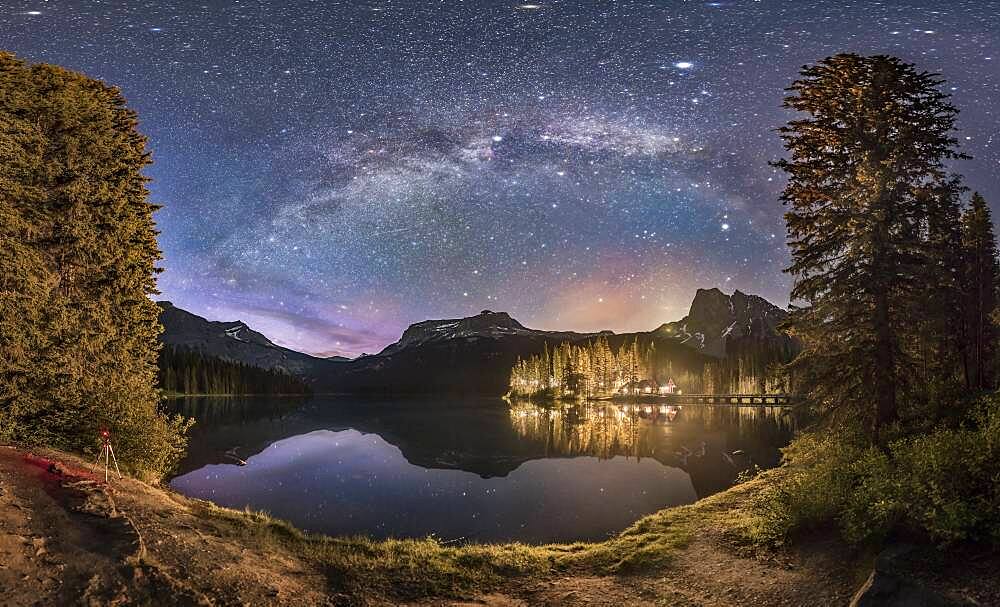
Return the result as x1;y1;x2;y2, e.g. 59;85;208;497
4;1;998;356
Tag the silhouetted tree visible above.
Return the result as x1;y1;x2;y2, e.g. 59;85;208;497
776;54;966;445
960;192;999;391
917;180;966;397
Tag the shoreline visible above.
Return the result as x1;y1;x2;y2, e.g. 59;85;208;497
0;444;856;605
2;444;994;605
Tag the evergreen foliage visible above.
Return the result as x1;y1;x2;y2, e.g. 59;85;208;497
751;54;1000;549
158;345;311;395
916;180;966;400
960;192;999;391
775;54;968;444
0;52;190;479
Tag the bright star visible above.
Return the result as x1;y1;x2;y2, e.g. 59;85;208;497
675;62;694;69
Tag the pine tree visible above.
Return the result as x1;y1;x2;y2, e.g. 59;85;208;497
0;57;52;442
960;193;999;391
775;54;966;445
917;180;966;397
0;53;190;477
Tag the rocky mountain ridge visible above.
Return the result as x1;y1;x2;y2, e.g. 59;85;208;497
657;288;792;358
159;288;794;394
157;301;331;377
377;310;612;357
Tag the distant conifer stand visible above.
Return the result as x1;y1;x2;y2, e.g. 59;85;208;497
94;429;123;482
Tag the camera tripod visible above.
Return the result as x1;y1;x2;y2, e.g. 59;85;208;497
94;430;122;482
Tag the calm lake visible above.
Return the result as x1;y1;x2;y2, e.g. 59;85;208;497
168;397;796;543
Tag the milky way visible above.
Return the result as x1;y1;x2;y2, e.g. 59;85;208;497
4;1;998;356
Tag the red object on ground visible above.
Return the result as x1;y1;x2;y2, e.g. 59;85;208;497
22;452;102;483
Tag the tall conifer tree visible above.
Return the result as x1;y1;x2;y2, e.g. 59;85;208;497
918;180;966;396
0;53;189;477
960;192;999;391
775;54;966;444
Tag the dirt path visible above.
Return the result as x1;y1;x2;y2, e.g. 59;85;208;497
0;446;335;606
0;447;145;605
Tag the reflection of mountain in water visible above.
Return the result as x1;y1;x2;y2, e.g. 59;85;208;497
169;397;796;499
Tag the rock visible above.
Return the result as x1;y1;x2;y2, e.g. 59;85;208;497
849;569;958;606
65;481;119;518
850;544;967;607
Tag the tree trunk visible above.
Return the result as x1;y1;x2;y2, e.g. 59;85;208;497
975;274;986;390
873;287;897;446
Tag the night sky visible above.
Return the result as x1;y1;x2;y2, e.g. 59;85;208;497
3;1;998;357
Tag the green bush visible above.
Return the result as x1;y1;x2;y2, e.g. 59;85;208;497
749;397;1000;546
888;402;1000;544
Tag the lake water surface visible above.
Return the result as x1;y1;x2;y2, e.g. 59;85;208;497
168;397;796;543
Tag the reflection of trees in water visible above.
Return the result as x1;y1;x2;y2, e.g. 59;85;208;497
508;402;796;464
682;404;798;441
510;404;643;460
166;395;309;424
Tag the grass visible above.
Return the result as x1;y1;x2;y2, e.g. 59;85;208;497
185;469;787;602
195;501;559;598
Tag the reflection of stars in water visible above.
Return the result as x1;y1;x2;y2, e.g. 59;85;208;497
3;1;996;357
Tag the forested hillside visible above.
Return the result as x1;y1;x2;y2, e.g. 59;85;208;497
158;346;311;395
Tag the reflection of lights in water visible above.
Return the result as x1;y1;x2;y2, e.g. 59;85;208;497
508;400;795;462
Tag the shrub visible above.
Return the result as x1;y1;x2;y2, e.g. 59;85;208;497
748;397;1000;546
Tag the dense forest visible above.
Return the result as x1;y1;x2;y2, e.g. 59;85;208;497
158;346;311;395
509;335;794;399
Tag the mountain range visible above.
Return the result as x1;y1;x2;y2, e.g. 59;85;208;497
158;302;328;377
158;287;795;395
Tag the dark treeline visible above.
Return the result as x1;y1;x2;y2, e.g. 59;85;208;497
158;346;311;395
704;338;799;395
